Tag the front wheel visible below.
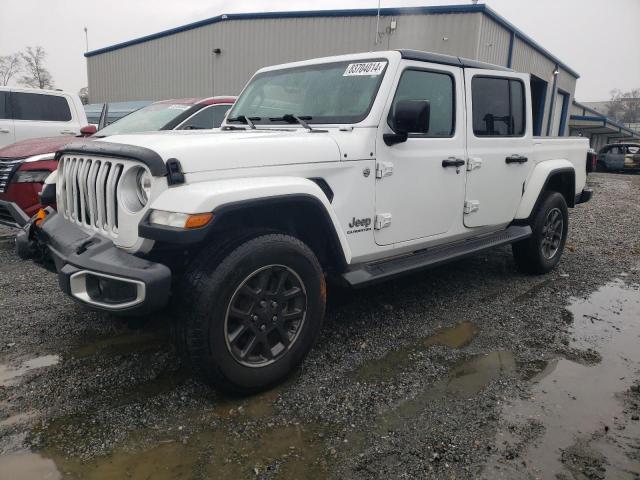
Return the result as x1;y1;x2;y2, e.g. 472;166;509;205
179;234;326;393
512;191;568;274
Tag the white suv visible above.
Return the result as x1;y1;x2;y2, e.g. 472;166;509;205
0;87;88;148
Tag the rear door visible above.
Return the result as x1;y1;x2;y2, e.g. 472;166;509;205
463;70;533;228
11;90;79;142
0;91;15;148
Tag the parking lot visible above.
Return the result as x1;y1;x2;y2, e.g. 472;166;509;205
0;172;638;479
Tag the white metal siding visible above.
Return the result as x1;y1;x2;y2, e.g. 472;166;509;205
476;15;510;66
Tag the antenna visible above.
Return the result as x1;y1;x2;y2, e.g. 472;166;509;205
374;0;381;45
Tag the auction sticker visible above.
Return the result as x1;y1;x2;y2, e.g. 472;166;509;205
343;62;387;76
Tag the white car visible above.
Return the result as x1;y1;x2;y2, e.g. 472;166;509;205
0;86;88;148
19;50;592;393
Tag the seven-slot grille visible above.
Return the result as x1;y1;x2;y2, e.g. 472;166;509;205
58;156;125;235
0;158;24;193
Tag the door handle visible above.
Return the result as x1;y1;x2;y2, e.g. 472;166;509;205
0;129;10;134
442;157;465;168
60;130;77;135
506;154;528;164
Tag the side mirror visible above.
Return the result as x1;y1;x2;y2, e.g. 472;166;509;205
384;100;430;146
80;125;97;136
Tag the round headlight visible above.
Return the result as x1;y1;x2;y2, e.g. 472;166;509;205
120;167;152;213
136;169;152;205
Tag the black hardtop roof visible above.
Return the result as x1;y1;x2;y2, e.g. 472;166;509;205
398;49;513;72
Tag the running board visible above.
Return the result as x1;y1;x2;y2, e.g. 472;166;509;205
343;225;532;287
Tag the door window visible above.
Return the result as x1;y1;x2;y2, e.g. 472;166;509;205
472;77;525;137
11;92;72;121
388;69;454;137
179;104;232;130
0;92;8;119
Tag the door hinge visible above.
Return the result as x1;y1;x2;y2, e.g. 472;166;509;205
376;161;394;179
374;213;392;230
467;157;483;171
464;200;480;214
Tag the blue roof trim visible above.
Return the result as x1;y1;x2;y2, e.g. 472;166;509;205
570;115;606;123
572;101;640;138
84;3;579;78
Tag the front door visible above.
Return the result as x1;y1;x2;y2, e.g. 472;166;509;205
374;62;467;246
463;70;533;228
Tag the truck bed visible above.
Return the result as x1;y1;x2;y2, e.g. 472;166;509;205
532;136;589;195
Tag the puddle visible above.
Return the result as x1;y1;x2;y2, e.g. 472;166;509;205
375;351;516;434
70;330;169;359
30;420;327;480
0;451;61;480
0;355;60;387
0;411;39;429
485;279;640;479
355;321;478;381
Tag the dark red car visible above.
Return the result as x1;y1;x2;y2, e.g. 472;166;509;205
0;96;235;227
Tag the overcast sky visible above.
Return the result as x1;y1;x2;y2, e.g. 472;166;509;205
1;0;638;101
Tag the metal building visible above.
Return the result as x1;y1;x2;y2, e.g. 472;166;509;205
85;3;579;136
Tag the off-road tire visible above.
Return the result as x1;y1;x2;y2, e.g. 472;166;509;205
512;191;568;274
178;233;326;393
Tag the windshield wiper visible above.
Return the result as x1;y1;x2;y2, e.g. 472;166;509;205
226;115;260;129
269;114;314;132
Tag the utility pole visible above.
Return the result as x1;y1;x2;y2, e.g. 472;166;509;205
374;0;381;45
84;27;89;52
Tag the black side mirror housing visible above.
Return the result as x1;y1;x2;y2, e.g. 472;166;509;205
384;100;431;146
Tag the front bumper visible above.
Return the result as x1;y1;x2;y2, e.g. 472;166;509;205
0;200;30;228
17;211;171;315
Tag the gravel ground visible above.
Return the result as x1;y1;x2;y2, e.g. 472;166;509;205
0;172;639;479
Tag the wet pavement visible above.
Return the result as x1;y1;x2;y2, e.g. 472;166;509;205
0;172;639;479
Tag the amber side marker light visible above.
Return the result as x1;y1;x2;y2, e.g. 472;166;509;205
185;213;213;229
34;209;48;226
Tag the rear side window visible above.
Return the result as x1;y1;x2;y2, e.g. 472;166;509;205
0;92;7;119
11;92;72;122
472;77;525;137
179;104;232;130
389;69;455;137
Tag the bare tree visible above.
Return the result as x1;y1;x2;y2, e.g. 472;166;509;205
607;88;640;124
19;46;54;89
78;86;89;105
0;54;21;86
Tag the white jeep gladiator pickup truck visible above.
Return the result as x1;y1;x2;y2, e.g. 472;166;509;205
17;50;591;392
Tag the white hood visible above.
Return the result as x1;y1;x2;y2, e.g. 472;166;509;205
99;129;342;173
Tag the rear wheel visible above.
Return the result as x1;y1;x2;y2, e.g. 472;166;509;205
512;191;568;274
178;233;326;393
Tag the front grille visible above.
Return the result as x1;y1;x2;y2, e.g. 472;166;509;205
58;156;125;235
0;158;24;193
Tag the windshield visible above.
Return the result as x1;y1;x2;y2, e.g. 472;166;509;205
96;102;193;136
227;59;388;125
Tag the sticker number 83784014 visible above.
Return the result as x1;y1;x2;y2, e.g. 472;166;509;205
343;62;387;76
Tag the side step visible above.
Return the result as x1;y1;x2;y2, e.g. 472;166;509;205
342;225;532;287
